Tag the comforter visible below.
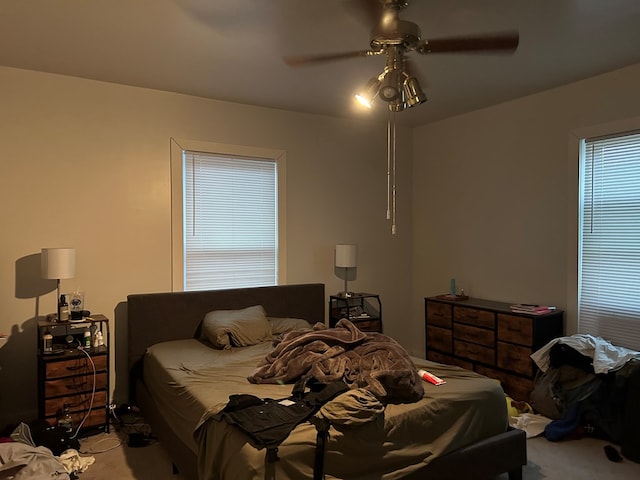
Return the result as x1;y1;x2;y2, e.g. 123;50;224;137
248;319;424;404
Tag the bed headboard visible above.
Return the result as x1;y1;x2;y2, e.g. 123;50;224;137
127;283;325;379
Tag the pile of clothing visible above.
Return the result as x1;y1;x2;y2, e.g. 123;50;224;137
527;334;640;462
0;422;95;479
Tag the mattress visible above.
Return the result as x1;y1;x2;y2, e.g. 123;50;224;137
143;338;508;480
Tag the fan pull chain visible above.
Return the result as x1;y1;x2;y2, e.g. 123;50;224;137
387;111;397;235
386;116;392;221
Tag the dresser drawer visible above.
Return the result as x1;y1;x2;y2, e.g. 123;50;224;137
454;307;495;329
454;340;495;366
497;341;533;376
428;350;474;370
475;365;534;402
454;323;495;348
45;371;108;398
498;314;533;346
426;302;452;328
427;350;454;365
427;325;452;353
45;355;108;379
45;390;108;417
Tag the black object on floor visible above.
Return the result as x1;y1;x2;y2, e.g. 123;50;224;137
604;445;623;462
128;432;149;448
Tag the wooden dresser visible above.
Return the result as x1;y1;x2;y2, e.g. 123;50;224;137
425;296;564;401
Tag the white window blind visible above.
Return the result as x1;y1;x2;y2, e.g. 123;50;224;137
579;130;640;351
182;151;278;291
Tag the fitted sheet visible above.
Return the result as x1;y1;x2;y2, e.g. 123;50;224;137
143;338;508;480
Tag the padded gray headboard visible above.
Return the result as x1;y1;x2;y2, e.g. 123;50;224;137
127;283;325;378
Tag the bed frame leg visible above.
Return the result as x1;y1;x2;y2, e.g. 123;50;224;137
507;467;523;480
171;463;180;475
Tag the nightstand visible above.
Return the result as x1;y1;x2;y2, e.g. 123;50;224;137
37;315;110;436
329;293;382;333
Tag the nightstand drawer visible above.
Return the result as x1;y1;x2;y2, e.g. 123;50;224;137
497;314;533;346
497;341;533;376
426;302;452;328
454;306;495;329
454;323;495;348
43;405;107;429
353;319;381;332
45;390;108;417
45;371;108;398
45;354;107;379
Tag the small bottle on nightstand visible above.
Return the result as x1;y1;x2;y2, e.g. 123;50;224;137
58;404;73;434
43;331;53;354
58;295;70;322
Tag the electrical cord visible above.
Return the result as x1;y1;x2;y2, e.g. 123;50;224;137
80;435;124;454
68;343;97;440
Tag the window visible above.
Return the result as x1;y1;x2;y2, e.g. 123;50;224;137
170;139;287;291
579;130;640;351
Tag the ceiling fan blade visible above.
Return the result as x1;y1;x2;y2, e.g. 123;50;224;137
283;49;380;67
343;0;383;29
417;30;519;55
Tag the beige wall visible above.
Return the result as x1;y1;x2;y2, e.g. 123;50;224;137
412;63;640;355
0;66;413;426
5;60;640;429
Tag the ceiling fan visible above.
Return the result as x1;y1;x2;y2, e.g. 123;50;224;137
284;0;519;112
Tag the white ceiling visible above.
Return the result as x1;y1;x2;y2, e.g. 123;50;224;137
2;0;640;127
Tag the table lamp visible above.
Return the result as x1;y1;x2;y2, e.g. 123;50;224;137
41;247;75;320
335;244;357;297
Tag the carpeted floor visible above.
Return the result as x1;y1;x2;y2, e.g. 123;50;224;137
74;427;640;480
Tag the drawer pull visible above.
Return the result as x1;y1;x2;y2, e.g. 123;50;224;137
65;384;85;390
65;365;86;372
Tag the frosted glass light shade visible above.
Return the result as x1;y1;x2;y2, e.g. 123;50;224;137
41;248;76;279
335;244;357;268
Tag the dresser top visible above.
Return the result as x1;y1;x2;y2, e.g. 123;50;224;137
426;296;562;317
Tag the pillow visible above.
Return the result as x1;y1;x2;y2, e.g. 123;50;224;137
267;316;311;335
201;305;272;349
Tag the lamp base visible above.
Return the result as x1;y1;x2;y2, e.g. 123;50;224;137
336;291;354;298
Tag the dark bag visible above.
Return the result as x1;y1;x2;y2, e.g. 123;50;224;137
621;360;640;462
216;376;348;468
29;421;79;456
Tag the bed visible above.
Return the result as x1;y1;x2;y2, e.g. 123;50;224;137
127;283;526;480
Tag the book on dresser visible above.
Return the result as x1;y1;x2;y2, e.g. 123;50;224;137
424;296;564;402
509;304;557;315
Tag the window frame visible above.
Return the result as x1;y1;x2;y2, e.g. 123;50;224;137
170;138;287;291
569;116;640;350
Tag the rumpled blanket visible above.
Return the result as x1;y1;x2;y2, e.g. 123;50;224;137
247;319;424;404
0;442;70;480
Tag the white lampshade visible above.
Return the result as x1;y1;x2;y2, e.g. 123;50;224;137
335;244;357;268
41;248;76;279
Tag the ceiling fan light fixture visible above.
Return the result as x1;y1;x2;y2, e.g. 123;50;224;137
355;77;381;108
388;99;405;112
379;69;403;102
403;76;427;107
